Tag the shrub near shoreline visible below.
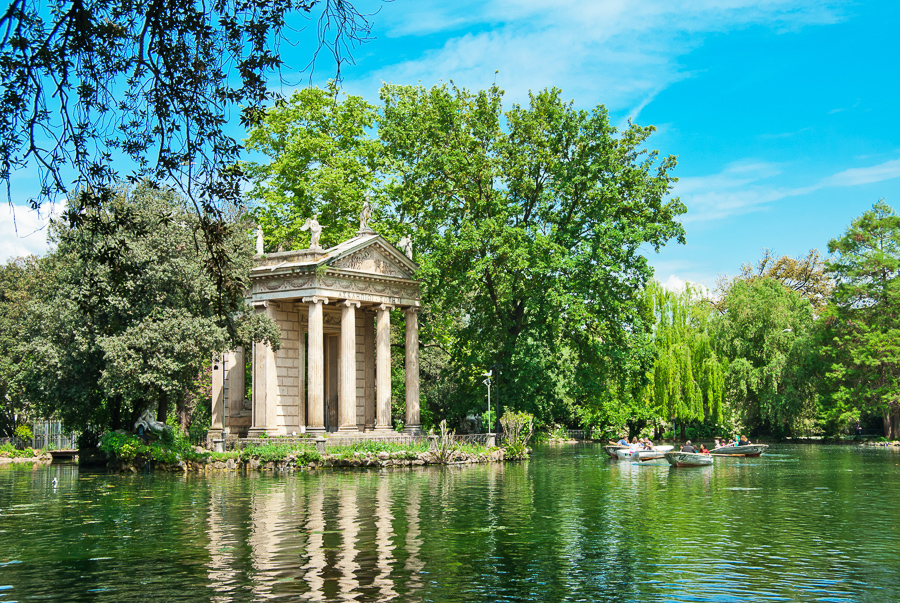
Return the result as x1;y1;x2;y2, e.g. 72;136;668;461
96;431;514;471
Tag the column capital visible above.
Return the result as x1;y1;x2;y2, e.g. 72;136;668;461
302;296;329;305
341;300;362;308
404;306;422;315
378;303;395;312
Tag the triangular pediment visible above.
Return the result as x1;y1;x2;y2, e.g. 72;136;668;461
326;235;418;280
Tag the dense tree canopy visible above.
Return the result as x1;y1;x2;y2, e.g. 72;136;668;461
22;186;279;434
713;278;819;435
822;200;900;438
645;281;725;438
247;83;687;426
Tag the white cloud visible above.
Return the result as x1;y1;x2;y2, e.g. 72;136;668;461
821;158;900;187
677;155;900;224
350;0;849;110
0;204;55;261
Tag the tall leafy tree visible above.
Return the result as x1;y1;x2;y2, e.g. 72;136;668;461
822;200;900;437
379;84;685;423
23;185;279;434
244;83;382;250
644;281;725;439
713;278;819;436
0;256;46;437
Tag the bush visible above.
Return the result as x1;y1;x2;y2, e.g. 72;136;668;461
14;424;33;442
239;443;321;464
329;440;428;460
501;410;535;460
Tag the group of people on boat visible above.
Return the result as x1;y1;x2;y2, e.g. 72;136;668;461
679;440;710;454
616;436;659;451
714;435;752;448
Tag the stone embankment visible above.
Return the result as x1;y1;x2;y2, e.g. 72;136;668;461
863;440;900;447
110;448;509;473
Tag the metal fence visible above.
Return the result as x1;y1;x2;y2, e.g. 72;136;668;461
232;432;505;451
32;420;78;450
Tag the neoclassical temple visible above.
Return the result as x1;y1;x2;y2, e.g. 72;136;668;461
211;217;422;438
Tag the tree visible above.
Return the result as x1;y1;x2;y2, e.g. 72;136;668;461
23;185;279;434
0;255;46;437
716;248;831;313
248;83;687;426
713;278;819;436
822;200;900;438
0;0;371;319
379;84;685;425
244;83;382;250
644;281;725;439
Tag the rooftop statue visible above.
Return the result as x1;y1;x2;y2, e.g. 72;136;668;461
399;235;413;259
359;198;373;233
256;226;264;255
300;216;323;249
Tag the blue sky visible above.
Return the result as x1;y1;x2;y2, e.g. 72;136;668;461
3;0;899;293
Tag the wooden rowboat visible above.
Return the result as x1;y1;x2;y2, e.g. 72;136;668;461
603;445;629;459
665;451;713;467
709;444;769;457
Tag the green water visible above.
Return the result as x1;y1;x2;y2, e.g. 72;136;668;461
1;444;898;602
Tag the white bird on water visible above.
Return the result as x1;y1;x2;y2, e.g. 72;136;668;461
51;477;58;488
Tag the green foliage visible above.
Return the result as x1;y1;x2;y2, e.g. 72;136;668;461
245;83;383;251
328;440;428;460
249;82;686;428
239;443;321;464
13;424;32;442
713;277;819;435
822;200;900;437
22;185;280;433
0;256;46;438
644;281;725;432
500;410;535;459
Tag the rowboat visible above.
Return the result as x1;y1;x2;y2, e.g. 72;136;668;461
665;451;713;467
709;444;769;457
603;445;629;459
615;445;674;461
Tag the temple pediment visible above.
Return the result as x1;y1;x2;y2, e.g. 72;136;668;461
249;233;421;308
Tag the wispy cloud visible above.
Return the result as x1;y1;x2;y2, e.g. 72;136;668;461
347;0;849;110
678;156;900;224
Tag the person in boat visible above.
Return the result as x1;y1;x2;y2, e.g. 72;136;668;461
629;437;640;451
739;435;751;447
680;440;697;453
616;436;629;446
643;437;655;449
698;443;710;454
713;438;722;449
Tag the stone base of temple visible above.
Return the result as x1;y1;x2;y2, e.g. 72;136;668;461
401;424;424;436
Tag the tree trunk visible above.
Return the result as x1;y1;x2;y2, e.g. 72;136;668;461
883;409;892;439
157;390;169;425
891;403;900;440
177;393;189;432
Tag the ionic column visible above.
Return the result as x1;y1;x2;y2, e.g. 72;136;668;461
404;307;421;433
375;304;393;431
303;296;328;433
338;300;360;432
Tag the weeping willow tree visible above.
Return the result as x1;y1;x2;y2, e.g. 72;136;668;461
645;281;725;438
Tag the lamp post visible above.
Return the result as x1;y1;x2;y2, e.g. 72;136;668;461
482;370;492;434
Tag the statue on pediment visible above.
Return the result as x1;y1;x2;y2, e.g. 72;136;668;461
399;235;413;259
300;216;323;249
359;198;373;233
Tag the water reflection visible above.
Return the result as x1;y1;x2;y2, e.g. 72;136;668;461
1;446;899;602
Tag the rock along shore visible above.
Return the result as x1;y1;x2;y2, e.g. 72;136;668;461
107;448;514;473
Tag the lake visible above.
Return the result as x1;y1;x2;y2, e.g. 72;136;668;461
1;444;898;602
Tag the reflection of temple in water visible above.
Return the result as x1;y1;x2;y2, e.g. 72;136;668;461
205;471;427;601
